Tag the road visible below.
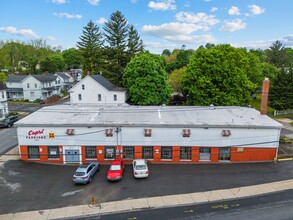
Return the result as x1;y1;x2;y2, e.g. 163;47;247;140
0;160;292;214
0;127;17;155
96;189;293;220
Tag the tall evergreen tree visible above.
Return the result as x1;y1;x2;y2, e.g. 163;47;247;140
103;11;129;85
265;40;289;68
77;20;104;76
127;25;143;56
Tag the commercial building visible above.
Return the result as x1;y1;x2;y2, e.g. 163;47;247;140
16;104;282;164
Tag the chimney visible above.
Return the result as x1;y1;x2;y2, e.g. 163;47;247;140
87;70;91;76
260;78;270;115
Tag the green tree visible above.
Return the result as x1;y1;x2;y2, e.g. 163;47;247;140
269;69;293;110
181;44;255;106
50;54;66;71
77;20;104;76
127;25;143;57
123;53;171;105
162;49;171;56
62;48;81;69
168;67;186;92
265;40;289;68
0;72;7;83
103;11;129;84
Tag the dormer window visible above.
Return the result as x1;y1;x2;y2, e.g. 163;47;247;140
222;130;231;137
144;129;152;137
183;129;191;137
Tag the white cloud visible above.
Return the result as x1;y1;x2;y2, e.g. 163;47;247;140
51;0;66;4
164;34;217;43
96;17;106;24
0;26;39;38
204;0;211;2
148;0;176;11
228;6;240;15
175;11;220;29
131;0;138;3
142;22;208;37
47;36;57;41
220;19;246;32
144;41;176;48
88;0;100;5
53;13;82;19
210;7;218;12
248;5;265;15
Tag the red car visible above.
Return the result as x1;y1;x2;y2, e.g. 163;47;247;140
107;159;125;181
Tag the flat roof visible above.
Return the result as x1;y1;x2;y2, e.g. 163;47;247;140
16;104;283;129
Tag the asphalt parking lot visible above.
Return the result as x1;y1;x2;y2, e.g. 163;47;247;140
0;160;292;215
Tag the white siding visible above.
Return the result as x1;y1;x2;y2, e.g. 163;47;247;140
21;76;43;101
0;89;8;119
69;76;126;104
17;126;280;149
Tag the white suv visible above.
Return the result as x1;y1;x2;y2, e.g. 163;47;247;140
132;159;149;178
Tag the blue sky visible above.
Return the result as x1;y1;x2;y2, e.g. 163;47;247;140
1;0;293;54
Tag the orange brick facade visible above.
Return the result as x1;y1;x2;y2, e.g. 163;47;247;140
19;145;277;164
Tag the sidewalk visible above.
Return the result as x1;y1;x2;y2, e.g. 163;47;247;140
0;178;292;220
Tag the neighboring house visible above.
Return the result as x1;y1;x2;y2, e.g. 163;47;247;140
55;72;74;91
6;74;63;101
69;74;128;105
0;82;9;119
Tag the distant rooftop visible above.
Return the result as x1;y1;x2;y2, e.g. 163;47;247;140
16;105;282;129
0;81;7;90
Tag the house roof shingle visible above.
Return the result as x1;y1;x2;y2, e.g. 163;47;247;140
90;74;127;91
32;75;57;82
6;75;27;83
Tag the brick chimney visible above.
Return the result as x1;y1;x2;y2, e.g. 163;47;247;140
260;78;270;115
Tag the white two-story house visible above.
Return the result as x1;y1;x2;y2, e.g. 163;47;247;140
69;74;128;105
0;82;9;119
6;74;63;102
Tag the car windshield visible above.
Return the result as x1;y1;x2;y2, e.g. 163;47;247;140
135;165;146;170
110;165;121;171
75;172;85;176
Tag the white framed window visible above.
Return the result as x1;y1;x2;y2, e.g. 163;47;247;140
142;146;153;159
105;146;115;159
123;146;134;159
85;146;96;159
114;94;117;101
28;146;39;159
161;147;172;160
98;94;101;101
78;94;82;101
48;146;59;159
27;83;30;88
82;84;85;90
1;91;4;99
35;83;37;88
30;92;34;97
180;147;191;160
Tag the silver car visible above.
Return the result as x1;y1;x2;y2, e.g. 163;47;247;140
73;162;100;184
132;159;149;178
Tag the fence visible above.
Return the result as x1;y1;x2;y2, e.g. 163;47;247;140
274;109;293;116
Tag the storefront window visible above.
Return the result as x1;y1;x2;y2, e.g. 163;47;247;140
123;146;134;159
161;146;172;160
199;147;211;161
180;147;191;160
28;146;40;159
104;146;115;159
48;146;59;159
142;146;153;159
85;146;96;159
219;147;231;161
